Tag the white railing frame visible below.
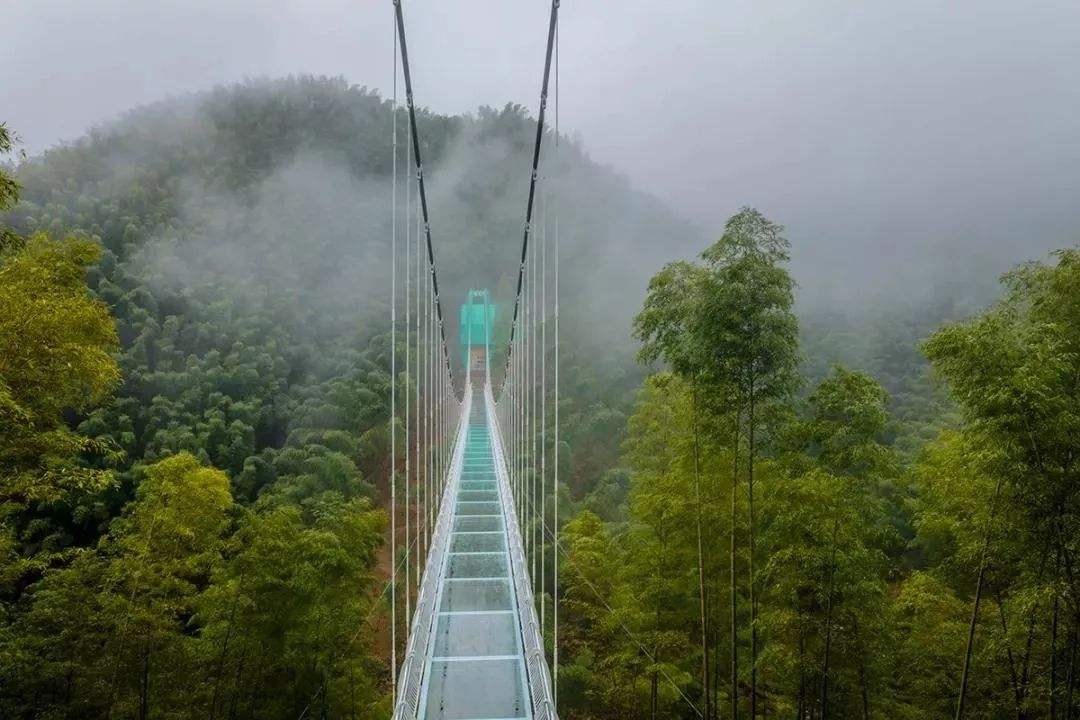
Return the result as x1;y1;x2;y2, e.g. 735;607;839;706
485;382;558;720
392;386;471;720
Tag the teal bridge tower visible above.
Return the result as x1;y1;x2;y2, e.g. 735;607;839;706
459;289;495;383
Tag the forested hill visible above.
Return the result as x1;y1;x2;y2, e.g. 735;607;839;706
6;74;704;489
3;75;985;495
7;72;1077;720
8;75;700;357
0;76;698;716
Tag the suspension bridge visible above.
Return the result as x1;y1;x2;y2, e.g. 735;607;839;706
386;2;562;718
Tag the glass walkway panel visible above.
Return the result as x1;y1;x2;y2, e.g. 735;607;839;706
394;384;555;720
422;388;529;719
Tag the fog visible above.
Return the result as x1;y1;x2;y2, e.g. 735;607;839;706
133;155;390;330
2;71;691;394
4;0;1080;309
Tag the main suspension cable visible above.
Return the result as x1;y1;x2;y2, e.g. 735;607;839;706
386;5;471;715
500;0;561;393
393;0;456;390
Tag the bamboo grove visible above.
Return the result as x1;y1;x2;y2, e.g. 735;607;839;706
554;207;1080;720
3;75;1080;719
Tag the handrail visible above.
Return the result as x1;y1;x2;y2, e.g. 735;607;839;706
392;386;471;720
485;382;558;720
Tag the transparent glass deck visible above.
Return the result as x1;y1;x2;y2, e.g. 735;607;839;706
419;390;531;720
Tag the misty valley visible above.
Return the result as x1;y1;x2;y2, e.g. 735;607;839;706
2;4;1080;720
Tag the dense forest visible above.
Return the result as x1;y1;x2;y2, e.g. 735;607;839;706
0;76;688;718
2;75;1078;719
557;207;1080;720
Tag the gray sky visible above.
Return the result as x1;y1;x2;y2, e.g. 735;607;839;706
4;0;1080;302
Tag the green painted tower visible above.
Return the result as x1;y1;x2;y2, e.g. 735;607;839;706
460;289;495;379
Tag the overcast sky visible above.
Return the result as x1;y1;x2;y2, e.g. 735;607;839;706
4;0;1080;302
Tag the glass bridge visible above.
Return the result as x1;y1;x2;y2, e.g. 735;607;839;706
393;384;556;720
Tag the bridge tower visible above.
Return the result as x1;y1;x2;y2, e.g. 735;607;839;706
460;289;495;384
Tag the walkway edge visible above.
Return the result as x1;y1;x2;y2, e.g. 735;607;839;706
485;383;558;720
394;386;473;720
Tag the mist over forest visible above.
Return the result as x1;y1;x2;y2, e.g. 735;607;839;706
2;52;1080;720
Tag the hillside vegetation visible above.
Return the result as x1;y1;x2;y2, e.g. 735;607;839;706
3;75;1075;720
0;76;694;718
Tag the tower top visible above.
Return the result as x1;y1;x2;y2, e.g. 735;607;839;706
460;289;496;376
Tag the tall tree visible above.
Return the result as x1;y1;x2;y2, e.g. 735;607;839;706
0;220;119;588
697;208;799;718
924;249;1080;719
636;207;799;718
0;453;231;718
624;373;730;719
765;368;895;719
635;260;715;717
0;122;23;252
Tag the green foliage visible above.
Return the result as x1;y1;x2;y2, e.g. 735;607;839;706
0;453;385;719
633;207;801;717
5;70;1077;719
637;207;799;399
0;123;22;252
0;233;120;503
697;209;799;403
887;571;968;719
0;82;608;715
0;75;679;714
759;464;888;719
800;366;890;471
0;232;120;595
0;453;233;718
196;496;386;719
914;248;1080;718
0;95;401;717
571;210;1080;719
924;250;1080;525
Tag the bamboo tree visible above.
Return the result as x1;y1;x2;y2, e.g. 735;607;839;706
698;209;799;718
1053;557;1061;720
731;409;740;720
955;476;1002;720
692;385;712;719
819;519;840;720
924;250;1080;719
635;207;799;720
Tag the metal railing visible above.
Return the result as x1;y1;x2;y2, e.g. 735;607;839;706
485;382;558;720
392;386;471;720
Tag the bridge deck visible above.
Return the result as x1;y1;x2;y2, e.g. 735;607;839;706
418;387;532;720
